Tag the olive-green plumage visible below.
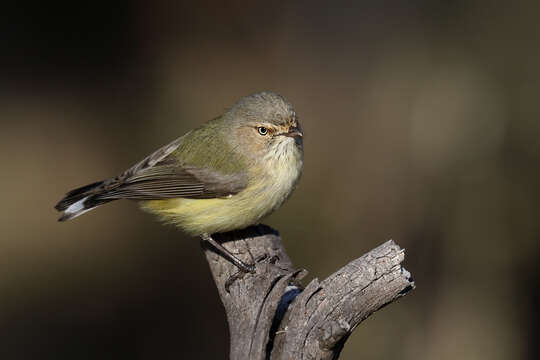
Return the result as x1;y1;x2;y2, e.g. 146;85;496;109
56;91;303;237
172;117;246;174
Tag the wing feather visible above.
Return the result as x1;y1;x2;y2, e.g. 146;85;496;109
95;137;247;201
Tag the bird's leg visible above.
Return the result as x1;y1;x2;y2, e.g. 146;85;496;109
201;233;256;274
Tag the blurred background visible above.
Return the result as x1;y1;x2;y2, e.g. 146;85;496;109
1;1;539;359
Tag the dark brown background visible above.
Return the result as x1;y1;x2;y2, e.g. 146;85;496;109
1;1;539;359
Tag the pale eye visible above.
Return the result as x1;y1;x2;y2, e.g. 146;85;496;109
257;126;268;136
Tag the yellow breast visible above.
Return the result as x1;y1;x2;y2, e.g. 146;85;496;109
141;144;303;236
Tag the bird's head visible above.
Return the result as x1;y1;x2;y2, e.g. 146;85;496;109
226;91;303;162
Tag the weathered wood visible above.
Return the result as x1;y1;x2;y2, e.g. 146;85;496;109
202;224;414;360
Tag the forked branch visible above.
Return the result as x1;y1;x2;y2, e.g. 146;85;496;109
202;225;414;360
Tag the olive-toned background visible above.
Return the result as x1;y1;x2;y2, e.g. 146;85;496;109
1;1;539;359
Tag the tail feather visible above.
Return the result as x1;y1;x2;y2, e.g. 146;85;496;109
55;180;103;211
55;180;115;221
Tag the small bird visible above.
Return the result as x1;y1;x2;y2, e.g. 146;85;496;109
55;91;303;271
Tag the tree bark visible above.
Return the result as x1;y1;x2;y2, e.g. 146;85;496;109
202;225;414;360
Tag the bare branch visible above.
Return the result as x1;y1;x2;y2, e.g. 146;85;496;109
202;225;414;360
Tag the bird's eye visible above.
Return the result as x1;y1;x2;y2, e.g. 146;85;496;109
257;127;268;136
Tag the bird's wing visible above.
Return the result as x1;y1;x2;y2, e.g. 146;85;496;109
100;137;248;200
56;136;247;211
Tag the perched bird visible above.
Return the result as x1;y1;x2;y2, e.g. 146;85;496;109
55;92;303;271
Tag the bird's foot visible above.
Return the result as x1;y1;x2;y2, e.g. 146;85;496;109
224;253;282;292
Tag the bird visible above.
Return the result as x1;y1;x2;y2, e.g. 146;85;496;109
55;91;303;272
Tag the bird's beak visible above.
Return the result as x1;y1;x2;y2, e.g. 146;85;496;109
281;126;303;138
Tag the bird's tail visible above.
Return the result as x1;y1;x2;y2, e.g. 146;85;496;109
55;180;115;221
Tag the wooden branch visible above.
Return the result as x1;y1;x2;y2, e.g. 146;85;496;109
202;225;414;360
